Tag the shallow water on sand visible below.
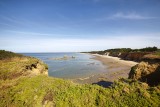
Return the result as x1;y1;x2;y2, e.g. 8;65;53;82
22;53;106;79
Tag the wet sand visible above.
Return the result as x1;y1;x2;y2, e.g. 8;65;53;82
73;54;138;85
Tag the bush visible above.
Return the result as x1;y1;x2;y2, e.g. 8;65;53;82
0;50;23;60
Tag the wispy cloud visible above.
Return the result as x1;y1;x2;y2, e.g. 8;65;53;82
1;33;160;52
0;15;36;29
2;30;83;39
6;30;52;36
0;15;23;24
109;12;156;20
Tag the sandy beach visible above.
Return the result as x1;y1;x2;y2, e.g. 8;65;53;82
73;54;138;85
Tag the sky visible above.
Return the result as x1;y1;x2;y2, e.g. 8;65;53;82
0;0;160;52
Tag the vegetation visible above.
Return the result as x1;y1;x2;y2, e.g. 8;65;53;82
0;50;48;80
89;46;159;54
105;48;132;53
138;46;158;52
154;50;160;56
88;47;159;62
0;50;160;106
0;75;160;107
0;50;23;60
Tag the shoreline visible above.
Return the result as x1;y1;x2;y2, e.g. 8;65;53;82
73;54;138;84
93;54;138;67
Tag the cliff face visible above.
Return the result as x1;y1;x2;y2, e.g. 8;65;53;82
122;52;150;62
0;56;48;80
25;60;48;76
108;52;150;62
129;55;160;86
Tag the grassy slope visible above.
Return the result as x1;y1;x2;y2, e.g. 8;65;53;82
0;76;160;107
0;50;48;80
0;56;40;80
0;50;160;107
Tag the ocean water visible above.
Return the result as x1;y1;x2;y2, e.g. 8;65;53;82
22;53;106;79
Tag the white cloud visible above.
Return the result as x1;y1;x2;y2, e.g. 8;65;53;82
109;12;156;20
0;33;160;52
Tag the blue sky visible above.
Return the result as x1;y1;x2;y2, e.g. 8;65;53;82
0;0;160;52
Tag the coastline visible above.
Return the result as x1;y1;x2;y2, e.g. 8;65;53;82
93;54;138;67
73;54;138;84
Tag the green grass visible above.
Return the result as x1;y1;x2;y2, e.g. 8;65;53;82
0;76;160;107
0;57;40;80
0;52;48;80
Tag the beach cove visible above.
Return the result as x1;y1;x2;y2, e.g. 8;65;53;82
23;52;138;86
72;54;138;84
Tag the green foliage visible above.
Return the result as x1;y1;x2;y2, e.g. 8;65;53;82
97;51;105;55
0;76;160;107
105;48;132;53
0;50;24;60
133;46;158;52
88;47;159;55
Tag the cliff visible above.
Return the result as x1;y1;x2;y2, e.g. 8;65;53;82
88;47;159;62
107;52;151;62
129;54;160;86
120;52;151;61
0;51;48;80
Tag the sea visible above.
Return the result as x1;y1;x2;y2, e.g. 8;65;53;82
22;53;106;79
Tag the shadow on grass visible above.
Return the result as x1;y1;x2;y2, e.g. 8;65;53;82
92;80;113;88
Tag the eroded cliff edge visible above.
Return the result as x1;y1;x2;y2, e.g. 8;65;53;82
129;54;160;86
0;50;48;80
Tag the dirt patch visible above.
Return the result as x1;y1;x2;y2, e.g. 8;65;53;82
42;91;54;105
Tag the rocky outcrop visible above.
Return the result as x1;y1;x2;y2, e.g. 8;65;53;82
109;52;150;62
122;52;150;61
129;55;160;86
48;55;76;60
119;52;128;59
25;60;48;76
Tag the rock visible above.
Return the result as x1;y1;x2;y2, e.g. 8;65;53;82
128;55;160;86
26;60;48;76
124;52;149;62
109;52;150;62
48;55;76;60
